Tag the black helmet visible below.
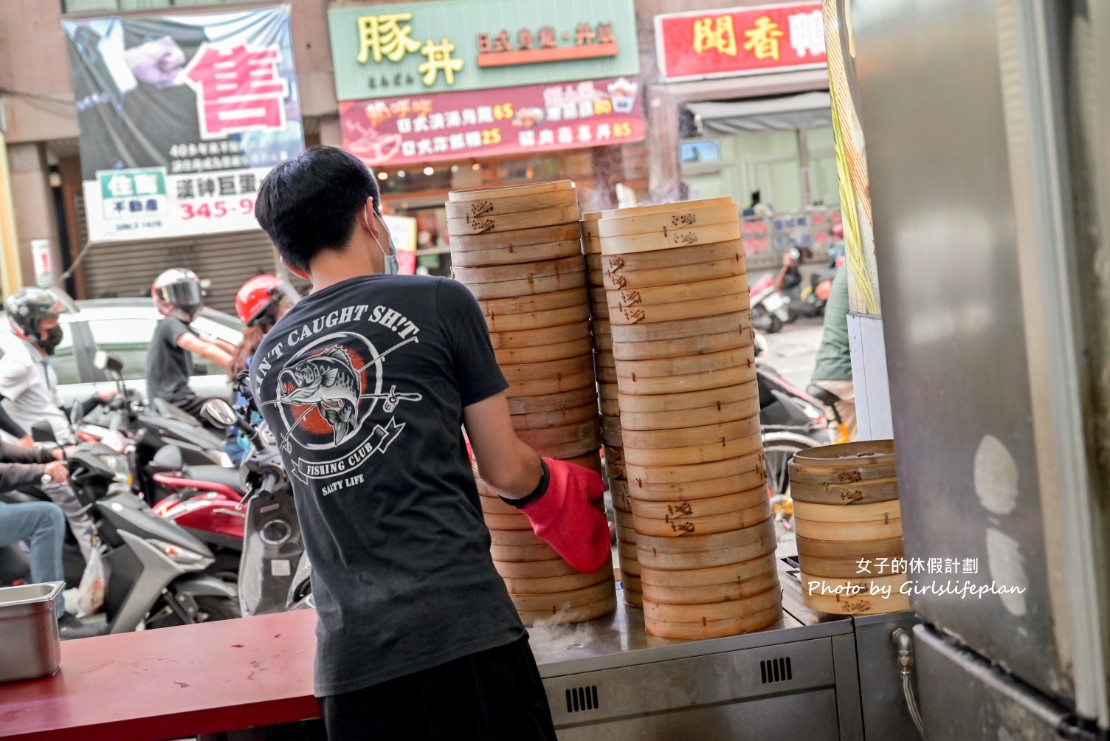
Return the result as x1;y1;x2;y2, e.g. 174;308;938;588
152;268;204;323
5;287;73;345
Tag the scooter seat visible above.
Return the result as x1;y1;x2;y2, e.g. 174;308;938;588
806;383;842;406
183;465;244;494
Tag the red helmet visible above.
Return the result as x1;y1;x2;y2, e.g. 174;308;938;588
236;274;297;326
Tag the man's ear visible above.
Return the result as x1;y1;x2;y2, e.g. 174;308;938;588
280;257;309;281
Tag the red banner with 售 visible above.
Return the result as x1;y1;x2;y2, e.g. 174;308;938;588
655;3;825;82
338;77;644;167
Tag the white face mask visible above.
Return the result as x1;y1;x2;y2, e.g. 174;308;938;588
365;207;399;275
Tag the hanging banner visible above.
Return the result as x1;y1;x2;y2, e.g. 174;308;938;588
339;77;644;167
62;6;304;243
655;2;826;82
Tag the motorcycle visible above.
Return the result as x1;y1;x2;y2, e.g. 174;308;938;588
776;245;839;319
749;273;793;334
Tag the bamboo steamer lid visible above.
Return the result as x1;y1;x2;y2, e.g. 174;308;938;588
622;431;763;467
507;385;598;414
453;239;584;268
449;180;575;202
502;562;614;595
507;373;595;398
517;593;617;626
515;419;599;449
448;204;581;236
603;255;746;292
562;451;604;474
451;222;582;252
642;584;780;624
612;329;753;363
787;461;898;487
789;440;896;473
483;512;534;530
636;518;777;570
641;566;779;605
624;448;765;485
608;291;750;326
600;197;735;221
490;321;590;350
630;486;768;520
638;552;777;588
616;379;757;413
629;472;767;502
509;579;615;612
602;239;744;274
800;572;909;615
511;402;599;431
464;270;586;301
497;339;592;369
615;347;753;380
616;362;757;398
794;534;905;561
598;203;739;239
600;222;741;255
478;286;585;315
645;601;781;640
605;274;748;311
792;498;902;524
794;514;903;542
789;477;900;506
452;255;584;285
609;311;752;344
500;354;593;382
620;398;760;432
494;557;579;579
485;302;591;333
491;540;560;562
445;187;578;219
620;415;760;449
631;499;772;538
593;333;614;352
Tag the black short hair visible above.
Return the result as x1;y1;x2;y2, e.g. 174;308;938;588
255;146;381;272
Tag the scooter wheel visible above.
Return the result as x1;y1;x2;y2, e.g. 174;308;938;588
767;314;783;334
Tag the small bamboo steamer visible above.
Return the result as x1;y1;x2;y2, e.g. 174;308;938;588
600;222;741;255
507;385;597;415
800;572;909;615
603;256;746;292
645;602;782;640
615;347;753;380
638;552;777;588
453;239;583;268
787;462;898;487
629;472;767;502
478;286;585;316
788;440;896;474
517;593;617;626
598;203;739;239
794;534;905;561
620;399;760;432
609;311;752;344
624;448;765;485
448;204;581;236
631;499;772;538
491;540;560;562
615;362;757;397
515;419;599;448
450;180;575;202
511;402;599;431
630;486;768;520
502;560;613;595
602;239;744;273
620;415;760;449
494;557;578;579
641;567;779;605
622;431;763;467
451;222;582;252
793;515;902;542
608;292;751;326
789;477;900;505
464;270;586;301
643;584;781;624
500;354;593;382
485;303;590;333
612;329;752;362
445;187;578;219
490;321;590;350
452;255;585;285
616;379;758;413
509;579;615;612
599;197;735;221
605;275;748;312
792;498;902;524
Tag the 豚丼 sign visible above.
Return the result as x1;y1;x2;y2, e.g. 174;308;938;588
655;3;826;82
328;0;639;101
62;6;304;242
339;77;644;166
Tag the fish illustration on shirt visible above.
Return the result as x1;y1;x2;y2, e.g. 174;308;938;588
278;346;361;445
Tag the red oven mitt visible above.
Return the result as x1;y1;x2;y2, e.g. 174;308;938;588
502;457;609;573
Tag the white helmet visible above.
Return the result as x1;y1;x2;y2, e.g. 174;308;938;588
151;268;204;323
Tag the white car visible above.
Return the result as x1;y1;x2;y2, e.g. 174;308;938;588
0;298;244;408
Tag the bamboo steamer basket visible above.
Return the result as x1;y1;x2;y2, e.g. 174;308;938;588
599;394;620;418
630;498;771;538
514;419;599;449
642;582;781;622
620;415;760;449
491;528;558;546
451;222;582;252
562;451;604;474
511;402;599;431
624;448;765;486
615;362;757;397
798;552;900;579
489;321;590;350
792;498;902;524
609;311;752;344
599;222;741;255
602;240;745;277
445;187;578;219
610;479;632;512
620;399;760;432
622;432;762;467
636;517;777;570
524;437;600;461
622;573;642;597
507;385;597;415
508;577;614;610
596;367;619;385
639;552;777;588
450;180;575;202
597;202;739;239
629;486;768;520
629;473;767;502
790;477;900;506
594;351;615;368
453;239;584;267
452;255;585;285
606;274;745;307
643;587;781;639
642;565;779;605
612;329;752;362
793;514;902;542
502;561;614;595
495;557;581;579
799;572;909;615
477;286;585;316
500;354;594;383
795;534;905;561
491;540;561;562
602;255;746;292
607;288;751;326
616;380;758;413
506;372;595;398
517;593;617;626
599;198;735;221
483;511;536;530
464;270;586;301
494;337;593;365
448;204;581;236
615;347;753;380
600;415;623;447
604;448;626;480
484;303;591;333
593;333;614;351
787;440;897;485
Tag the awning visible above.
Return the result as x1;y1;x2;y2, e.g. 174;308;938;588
686;91;832;134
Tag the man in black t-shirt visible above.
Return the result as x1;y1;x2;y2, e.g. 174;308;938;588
251;146;610;740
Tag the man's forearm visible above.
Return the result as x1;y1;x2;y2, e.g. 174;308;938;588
0;404;27;439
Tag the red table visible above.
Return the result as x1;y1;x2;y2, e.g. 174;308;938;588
0;609;321;740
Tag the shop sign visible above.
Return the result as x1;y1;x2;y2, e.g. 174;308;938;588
62;6;304;242
328;0;639;101
655;2;826;82
339;77;644;167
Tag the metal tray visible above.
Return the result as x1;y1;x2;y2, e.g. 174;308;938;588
0;581;63;683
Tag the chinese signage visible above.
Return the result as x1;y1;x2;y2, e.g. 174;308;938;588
655;3;826;82
328;0;639;101
339;77;644;167
62;6;304;242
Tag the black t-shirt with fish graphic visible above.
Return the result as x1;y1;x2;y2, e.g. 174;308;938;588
250;274;522;697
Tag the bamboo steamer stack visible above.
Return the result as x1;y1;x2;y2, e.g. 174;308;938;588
597;197;781;640
582;211;640;608
788;440;909;615
448;181;615;626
